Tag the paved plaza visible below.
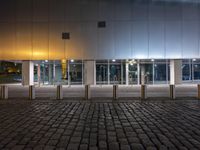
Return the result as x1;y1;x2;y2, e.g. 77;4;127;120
0;100;200;150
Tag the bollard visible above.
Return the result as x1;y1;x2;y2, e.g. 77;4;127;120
141;84;147;100
197;84;200;100
169;84;175;100
57;85;63;100
1;85;8;100
113;85;118;100
85;85;91;100
29;85;35;100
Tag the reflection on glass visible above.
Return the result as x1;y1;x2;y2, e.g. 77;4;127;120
69;63;83;85
154;64;166;84
110;64;121;84
182;64;191;80
96;64;108;84
129;64;137;84
193;64;200;80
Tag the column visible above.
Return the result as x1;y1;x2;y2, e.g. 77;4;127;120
126;63;129;85
170;59;182;85
141;65;145;85
137;62;140;85
22;61;34;86
84;60;95;85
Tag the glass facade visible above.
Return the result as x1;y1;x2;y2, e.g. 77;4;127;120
2;59;200;85
128;64;137;84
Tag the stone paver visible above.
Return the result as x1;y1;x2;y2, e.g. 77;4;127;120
0;100;200;150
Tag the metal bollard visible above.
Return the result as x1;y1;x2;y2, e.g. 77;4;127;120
169;84;175;100
57;85;63;100
141;84;147;100
197;84;200;100
85;85;91;100
113;85;118;100
29;85;35;100
1;85;8;100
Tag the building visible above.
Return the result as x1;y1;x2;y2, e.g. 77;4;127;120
0;0;200;86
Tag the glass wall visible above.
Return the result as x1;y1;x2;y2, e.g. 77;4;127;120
182;59;192;81
0;61;22;84
96;60;108;84
96;60;126;85
69;60;83;85
110;60;125;84
128;64;137;84
34;60;84;85
154;60;169;84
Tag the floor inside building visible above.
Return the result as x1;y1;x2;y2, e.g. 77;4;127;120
0;99;200;150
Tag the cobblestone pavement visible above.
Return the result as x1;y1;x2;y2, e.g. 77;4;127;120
0;100;200;150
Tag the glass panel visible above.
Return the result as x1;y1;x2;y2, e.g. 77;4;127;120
140;64;153;84
154;64;166;84
0;61;22;84
182;64;191;80
129;64;137;84
96;64;108;84
69;63;83;85
110;64;121;84
193;64;200;80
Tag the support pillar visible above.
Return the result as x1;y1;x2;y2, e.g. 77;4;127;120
22;61;34;86
126;63;129;85
170;60;182;85
141;65;145;85
141;84;147;100
1;85;8;100
57;85;63;100
113;85;118;100
85;84;91;100
84;60;95;85
169;84;175;100
29;85;35;100
197;84;200;100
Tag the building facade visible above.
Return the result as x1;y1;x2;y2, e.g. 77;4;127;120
0;0;200;85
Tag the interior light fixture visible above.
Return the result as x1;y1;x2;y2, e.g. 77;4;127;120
70;59;74;62
193;58;196;61
112;59;116;62
151;59;154;62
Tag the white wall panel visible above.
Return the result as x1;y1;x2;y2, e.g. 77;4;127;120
149;3;165;21
165;21;182;58
49;0;65;22
80;1;98;21
99;1;114;21
0;0;16;22
114;3;131;20
16;23;32;60
65;1;81;21
132;2;148;20
32;23;49;60
97;22;115;59
114;22;132;59
81;22;97;59
33;0;49;22
149;21;165;58
49;23;65;60
16;0;32;22
182;4;199;21
165;3;182;21
182;21;199;58
132;21;148;59
65;23;83;59
0;23;16;59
